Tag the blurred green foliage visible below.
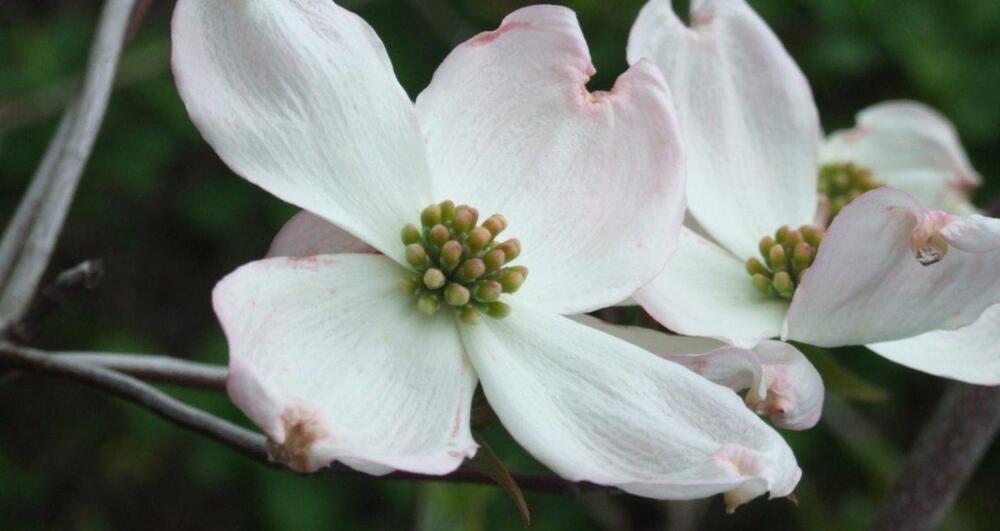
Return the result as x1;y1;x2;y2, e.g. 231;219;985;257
0;1;997;530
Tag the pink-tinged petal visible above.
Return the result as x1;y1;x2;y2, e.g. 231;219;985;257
868;304;1000;385
462;301;800;505
786;188;1000;346
748;341;824;430
267;210;377;258
822;101;982;213
415;6;685;314
634;228;788;348
575;316;822;430
628;0;819;259
214;254;476;475
172;0;433;263
938;214;1000;252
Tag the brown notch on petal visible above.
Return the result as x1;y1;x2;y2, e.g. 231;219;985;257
267;404;330;473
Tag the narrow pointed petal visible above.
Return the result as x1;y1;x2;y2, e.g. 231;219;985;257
822;101;981;213
416;6;686;314
628;0;819;259
939;214;1000;252
461;302;800;505
575;316;822;430
634;228;788;348
173;0;433;262
214;254;476;474
787;188;1000;346
867;304;1000;385
267;210;377;258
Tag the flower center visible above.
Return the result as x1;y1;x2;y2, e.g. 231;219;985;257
818;162;882;220
746;225;825;300
398;200;527;324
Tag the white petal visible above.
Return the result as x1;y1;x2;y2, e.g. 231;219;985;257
822;101;982;213
570;314;728;354
747;341;824;430
787;188;1000;346
867;303;1000;385
214;254;476;474
416;6;686;314
267;210;377;258
628;0;819;259
939;214;1000;252
461;301;800;505
634;228;788;348
173;0;433;262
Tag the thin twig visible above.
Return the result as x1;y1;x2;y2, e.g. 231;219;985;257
0;343;600;497
52;352;227;390
870;383;1000;530
0;0;138;325
5;260;105;342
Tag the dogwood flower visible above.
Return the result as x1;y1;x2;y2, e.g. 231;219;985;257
625;0;1000;384
173;1;802;504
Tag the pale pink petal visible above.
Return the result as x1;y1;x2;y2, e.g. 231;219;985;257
267;210;377;258
415;6;685;314
214;254;476;475
786;188;1000;346
868;304;1000;385
939;214;1000;252
173;0;433;263
461;301;800;505
634;228;788;348
628;0;819;259
748;341;824;430
822;101;982;213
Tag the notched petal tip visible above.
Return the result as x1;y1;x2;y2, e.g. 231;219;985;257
712;444;771;512
267;403;333;474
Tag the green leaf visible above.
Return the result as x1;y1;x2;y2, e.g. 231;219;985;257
467;431;530;526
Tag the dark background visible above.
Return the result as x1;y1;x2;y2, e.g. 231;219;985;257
1;1;997;529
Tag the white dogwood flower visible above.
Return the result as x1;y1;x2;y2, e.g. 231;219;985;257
172;0;801;505
626;0;1000;384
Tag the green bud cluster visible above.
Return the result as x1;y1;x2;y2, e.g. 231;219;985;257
399;200;527;324
746;225;825;300
818;162;881;218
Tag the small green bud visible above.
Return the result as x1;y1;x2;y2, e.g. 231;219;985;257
423;268;446;290
459;305;480;325
785;230;803;250
752;274;772;295
797;269;807;284
467;207;480;227
486;301;511;319
792;242;812;272
467;227;492;251
767;244;787;272
417;294;440;316
746;257;767;276
833;171;850;191
428;224;450;247
775;226;791;245
440;200;456;223
759;236;776;258
444;283;470;306
459;258;486;281
421;204;442;227
484;249;506;273
398;276;419;295
772;271;794;299
405;243;427;269
509;265;528;279
401;224;421;245
800;225;824;248
440;240;463;270
499;269;525;293
474;280;502;302
452;207;475;233
482;214;507;237
498;239;521;261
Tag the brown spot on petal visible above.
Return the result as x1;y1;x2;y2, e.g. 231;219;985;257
268;404;331;473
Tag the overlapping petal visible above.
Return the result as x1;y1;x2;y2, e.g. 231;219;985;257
416;5;686;315
822;101;981;213
627;0;819;259
634;228;788;347
214;254;477;475
786;188;1000;346
267;210;377;258
173;0;433;262
462;301;800;505
867;304;1000;385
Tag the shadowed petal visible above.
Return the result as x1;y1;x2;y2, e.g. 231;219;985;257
267;210;377;258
